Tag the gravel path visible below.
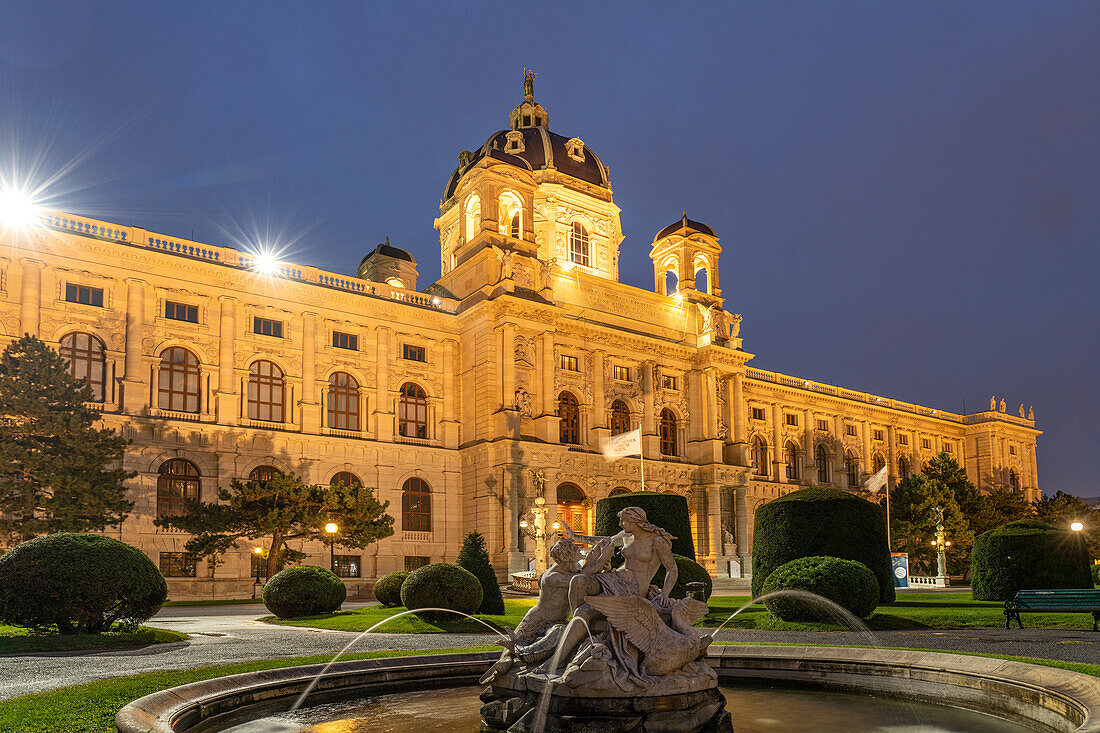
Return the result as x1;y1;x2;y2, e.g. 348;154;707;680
2;603;1097;700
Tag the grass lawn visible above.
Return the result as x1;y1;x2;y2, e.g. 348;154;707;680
261;598;537;634
0;645;1095;733
698;592;1098;631
0;646;496;733
0;624;188;655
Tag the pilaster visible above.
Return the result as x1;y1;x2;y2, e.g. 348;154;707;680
299;312;320;432
18;258;41;337
121;279;146;413
375;327;393;441
215;296;238;425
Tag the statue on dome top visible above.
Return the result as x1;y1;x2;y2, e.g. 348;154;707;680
523;68;537;101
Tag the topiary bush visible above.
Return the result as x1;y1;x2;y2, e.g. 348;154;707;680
457;532;505;614
262;565;346;618
594;492;695;559
761;555;880;622
373;570;410;607
650;554;713;600
971;520;1093;601
400;562;483;623
1092;564;1099;586
751;487;894;604
0;533;167;633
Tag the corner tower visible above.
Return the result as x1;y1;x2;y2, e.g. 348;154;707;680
433;71;623;302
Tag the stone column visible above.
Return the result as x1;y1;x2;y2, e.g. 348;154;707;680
591;350;608;448
834;414;846;488
441;339;458;448
887;424;897;493
862;420;872;474
707;485;722;572
300;312;320;433
803;408;815;485
18;259;41;337
501;323;515;410
641;360;657;462
771;403;785;483
1029;444;1039;494
121;279;146;413
375;327;392;441
735;487;750;576
731;373;746;443
215;296;238;425
535;331;557;441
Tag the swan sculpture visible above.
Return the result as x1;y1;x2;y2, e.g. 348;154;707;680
584;594;713;677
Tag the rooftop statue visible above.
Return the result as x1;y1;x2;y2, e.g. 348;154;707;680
480;506;729;732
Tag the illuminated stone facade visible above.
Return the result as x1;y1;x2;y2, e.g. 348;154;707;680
0;79;1040;597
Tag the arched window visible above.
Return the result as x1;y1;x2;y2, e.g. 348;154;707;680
568;222;590;267
402;477;431;532
846;451;860;488
694;265;709;295
751;436;769;477
609;400;630;436
609;487;631;497
510;212;521;239
898;456;911;480
157;459;200;518
327;372;359;431
398;382;428;439
816;445;830;484
784;442;800;480
249;465;281;484
1009;470;1020;492
331;471;361;488
248;360;284;422
59;332;106;402
665;269;678;296
872;453;886;475
158;348;200;413
464;195;481;242
557;483;588;535
558;392;580;444
659;409;677;456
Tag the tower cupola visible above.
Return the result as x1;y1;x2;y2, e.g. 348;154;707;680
509;69;549;130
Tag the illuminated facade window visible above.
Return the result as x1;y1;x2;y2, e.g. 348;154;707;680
609;399;630;435
569;222;589;267
558;392;580;444
846;451;860;487
157;459;200;518
659;409;677;456
253;317;283;338
332;555;361;578
59;332;106;402
613;365;630;381
249;465;281;483
164;301;198;323
816;445;830;483
332;331;357;350
560;354;579;371
65;283;103;307
402;477;431;532
159;552;196;578
557;482;587;535
327;372;359;431
751;436;769;477
785;442;800;480
331;471;361;488
398;382;428;439
248;360;284;422
898;456;911;480
158;347;200;413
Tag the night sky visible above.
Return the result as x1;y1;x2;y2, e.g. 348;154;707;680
1;2;1096;495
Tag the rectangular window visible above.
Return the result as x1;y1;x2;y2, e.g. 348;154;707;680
785;413;798;427
560;354;579;372
253;317;283;338
751;407;766;421
613;365;630;381
65;283;104;307
899;434;909;445
1009;445;1017;455
332;331;358;350
922;438;932;449
159;552;196;578
402;344;426;362
404;556;430;572
332;555;361;578
817;419;829;431
662;375;678;390
944;442;954;453
873;429;884;441
846;425;858;437
250;553;268;578
164;301;198;323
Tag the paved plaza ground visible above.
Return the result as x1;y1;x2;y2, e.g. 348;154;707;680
2;593;1098;700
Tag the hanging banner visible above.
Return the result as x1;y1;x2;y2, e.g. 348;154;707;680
891;552;910;588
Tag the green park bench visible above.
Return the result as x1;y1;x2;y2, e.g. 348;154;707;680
1004;589;1100;631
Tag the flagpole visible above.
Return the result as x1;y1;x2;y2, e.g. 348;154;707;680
639;435;646;492
885;479;892;551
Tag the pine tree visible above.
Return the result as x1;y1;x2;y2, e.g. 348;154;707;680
456;531;505;614
156;471;394;579
0;335;133;540
889;475;972;575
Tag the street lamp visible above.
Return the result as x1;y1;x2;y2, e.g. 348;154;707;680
931;507;949;587
325;522;339;573
1070;521;1084;532
252;547;264;599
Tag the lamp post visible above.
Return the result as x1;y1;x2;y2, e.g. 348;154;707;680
325;522;338;574
1070;521;1084;533
931;507;950;587
518;496;556;575
252;547;264;599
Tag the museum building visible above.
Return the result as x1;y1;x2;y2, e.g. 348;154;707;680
0;77;1041;598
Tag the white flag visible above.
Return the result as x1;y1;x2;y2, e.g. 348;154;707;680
864;464;889;494
602;428;641;461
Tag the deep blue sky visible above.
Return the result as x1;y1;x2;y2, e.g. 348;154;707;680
1;2;1097;495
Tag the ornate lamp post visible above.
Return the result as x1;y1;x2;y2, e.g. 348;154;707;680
1070;521;1084;533
930;506;951;586
252;546;264;599
325;522;339;574
519;496;554;575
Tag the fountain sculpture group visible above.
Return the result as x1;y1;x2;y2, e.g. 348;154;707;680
480;507;732;732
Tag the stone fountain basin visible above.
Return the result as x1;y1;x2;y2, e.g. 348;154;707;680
115;646;1100;733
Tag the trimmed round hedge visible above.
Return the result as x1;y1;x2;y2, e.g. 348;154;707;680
373;570;409;607
1092;564;1099;586
0;533;167;633
594;492;695;559
651;554;714;600
400;562;483;623
971;520;1093;601
751;487;894;604
262;565;346;618
762;555;880;621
